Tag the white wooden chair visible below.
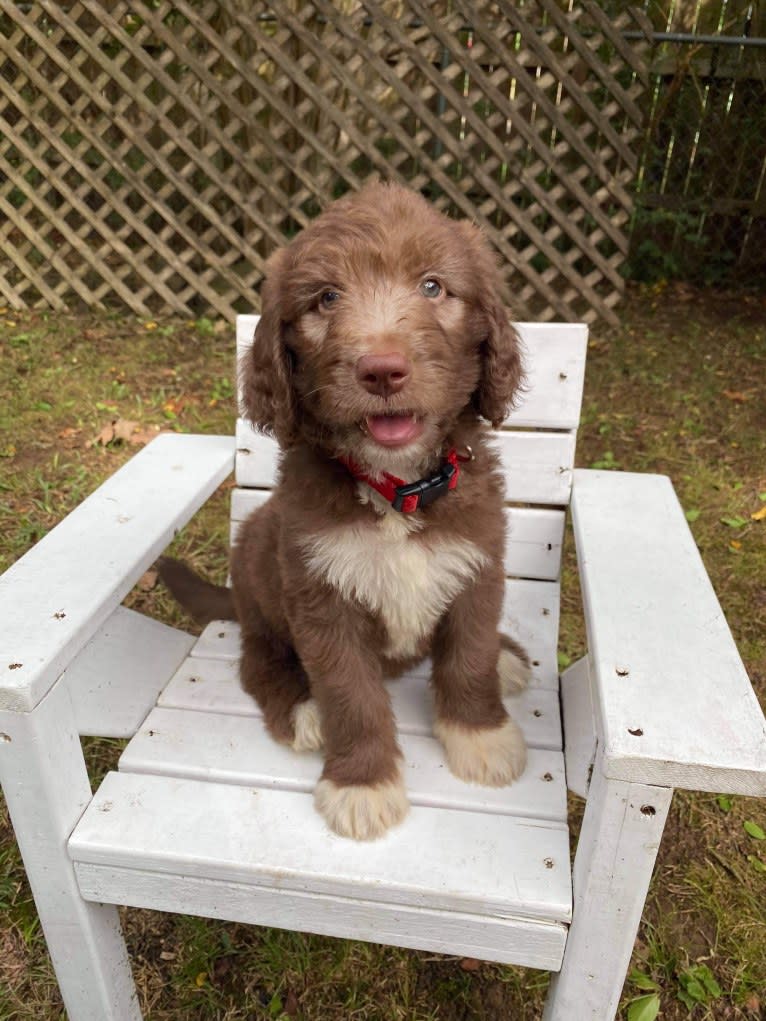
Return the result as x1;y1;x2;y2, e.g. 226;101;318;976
1;318;765;1021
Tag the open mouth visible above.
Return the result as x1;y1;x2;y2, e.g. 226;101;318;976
363;412;424;448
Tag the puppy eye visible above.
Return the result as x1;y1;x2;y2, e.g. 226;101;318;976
420;278;443;299
320;289;340;309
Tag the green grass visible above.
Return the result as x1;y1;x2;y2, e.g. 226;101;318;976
0;285;764;1020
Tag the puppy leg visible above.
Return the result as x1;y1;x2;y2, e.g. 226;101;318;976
292;603;408;841
240;627;322;753
432;567;527;786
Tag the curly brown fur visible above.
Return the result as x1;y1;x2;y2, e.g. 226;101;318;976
170;182;529;840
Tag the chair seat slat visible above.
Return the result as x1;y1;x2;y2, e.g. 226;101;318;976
119;705;567;821
69;771;572;924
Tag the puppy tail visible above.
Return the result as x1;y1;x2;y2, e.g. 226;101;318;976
156;557;236;626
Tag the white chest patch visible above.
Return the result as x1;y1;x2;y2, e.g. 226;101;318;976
299;511;488;659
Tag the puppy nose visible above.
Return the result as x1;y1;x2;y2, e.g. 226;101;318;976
355;353;411;397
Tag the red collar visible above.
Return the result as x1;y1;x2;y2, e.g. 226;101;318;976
339;448;462;514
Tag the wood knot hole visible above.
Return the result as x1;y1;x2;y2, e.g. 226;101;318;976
640;805;656;816
628;727;644;737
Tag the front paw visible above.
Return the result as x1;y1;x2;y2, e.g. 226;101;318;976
314;774;409;841
434;715;527;786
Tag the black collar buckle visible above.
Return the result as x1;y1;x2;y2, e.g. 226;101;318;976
392;460;457;513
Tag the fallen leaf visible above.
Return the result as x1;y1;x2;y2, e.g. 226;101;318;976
128;425;166;446
89;421;117;447
744;820;766;840
722;389;752;402
720;516;748;529
626;993;660;1021
112;419;139;443
751;505;766;522
460;957;481;971
89;420;164;448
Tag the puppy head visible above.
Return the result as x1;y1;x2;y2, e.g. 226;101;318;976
241;182;523;471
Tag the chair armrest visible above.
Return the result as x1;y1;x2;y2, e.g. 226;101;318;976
0;433;235;714
571;469;766;796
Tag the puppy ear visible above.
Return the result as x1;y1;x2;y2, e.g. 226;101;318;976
240;249;298;447
476;291;524;428
462;224;524;428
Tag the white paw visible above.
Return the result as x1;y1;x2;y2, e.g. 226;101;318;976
290;698;323;752
314;774;409;841
498;648;532;695
434;716;527;786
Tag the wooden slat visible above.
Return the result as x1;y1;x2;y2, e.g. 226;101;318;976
159;656;562;749
61;607;195;738
235;419;279;488
235;421;575;506
69;771;572;923
508;324;588;430
73;862;568;970
491;431;576;506
0;435;234;714
119;706;567;821
571;469;766;795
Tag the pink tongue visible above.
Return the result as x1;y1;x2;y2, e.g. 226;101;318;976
366;414;421;446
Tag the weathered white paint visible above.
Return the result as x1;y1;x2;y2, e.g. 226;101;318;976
69;771;572;923
235;419;279;488
571;470;766;795
0;433;234;713
560;656;598;799
119;706;567;822
488;429;577;506
543;766;673;1020
62;606;194;737
506;323;588;429
73;865;568;971
157;652;564;751
0;681;139;1020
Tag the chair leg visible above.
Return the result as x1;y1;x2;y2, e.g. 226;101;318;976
0;682;140;1021
542;765;673;1021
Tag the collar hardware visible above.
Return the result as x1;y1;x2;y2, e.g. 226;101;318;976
340;448;461;514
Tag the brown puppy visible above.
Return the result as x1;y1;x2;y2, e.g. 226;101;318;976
163;182;531;840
